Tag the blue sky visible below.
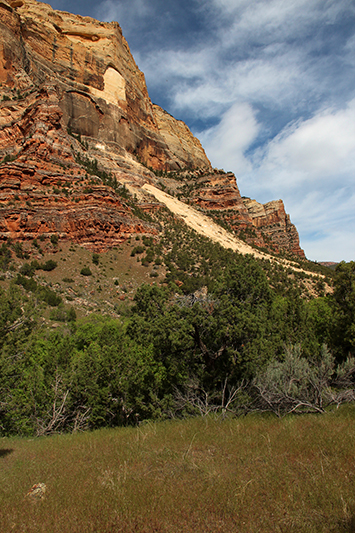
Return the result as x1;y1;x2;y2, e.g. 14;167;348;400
47;0;355;262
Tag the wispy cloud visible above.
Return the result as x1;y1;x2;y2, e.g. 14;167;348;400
258;100;355;184
201;99;355;260
199;103;259;173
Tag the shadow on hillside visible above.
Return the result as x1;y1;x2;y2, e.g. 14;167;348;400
0;448;14;458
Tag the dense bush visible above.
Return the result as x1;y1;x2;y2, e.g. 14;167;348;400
50;234;59;246
41;259;57;271
0;243;12;271
251;344;355;416
19;262;37;277
130;245;145;257
80;266;92;276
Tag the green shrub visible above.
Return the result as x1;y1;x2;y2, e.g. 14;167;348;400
15;274;38;292
13;242;24;259
67;307;77;322
39;287;62;306
0;243;11;271
50;306;76;322
19;262;37;277
41;260;57;271
130;245;145;257
80;267;92;276
49;307;67;322
50;234;59;246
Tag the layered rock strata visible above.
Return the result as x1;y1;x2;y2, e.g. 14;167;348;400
0;0;305;257
0;0;211;171
175;171;304;257
0;84;157;249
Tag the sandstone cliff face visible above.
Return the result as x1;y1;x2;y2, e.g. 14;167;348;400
152;105;211;171
171;170;304;257
0;0;211;171
0;82;158;249
242;197;305;257
0;0;209;248
0;0;304;257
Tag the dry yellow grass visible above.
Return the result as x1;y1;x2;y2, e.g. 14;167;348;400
1;407;355;532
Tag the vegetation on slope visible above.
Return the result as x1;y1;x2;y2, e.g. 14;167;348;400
0;218;353;436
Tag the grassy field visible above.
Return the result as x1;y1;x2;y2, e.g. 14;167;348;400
1;407;355;532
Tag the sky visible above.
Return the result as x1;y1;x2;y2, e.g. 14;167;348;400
46;0;355;262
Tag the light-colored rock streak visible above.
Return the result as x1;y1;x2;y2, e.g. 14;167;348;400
90;67;126;105
142;183;323;277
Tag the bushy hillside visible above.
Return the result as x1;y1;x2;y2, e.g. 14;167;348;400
0;217;353;436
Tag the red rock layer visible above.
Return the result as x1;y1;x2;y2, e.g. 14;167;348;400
0;86;158;249
185;171;305;257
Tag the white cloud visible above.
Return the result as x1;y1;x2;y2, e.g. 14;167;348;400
137;49;211;82
199;102;259;173
197;99;355;261
136;1;347;122
257;100;355;189
249;104;355;261
301;229;355;263
224;52;307;106
138;43;313;122
210;0;352;39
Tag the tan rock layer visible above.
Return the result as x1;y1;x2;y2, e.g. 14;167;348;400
0;0;211;171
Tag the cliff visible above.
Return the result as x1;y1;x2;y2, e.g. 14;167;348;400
165;170;304;257
0;0;211;170
0;0;305;257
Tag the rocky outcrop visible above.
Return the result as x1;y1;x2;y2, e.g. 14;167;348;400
0;0;211;171
0;0;304;257
171;170;305;257
152;105;211;171
242;197;305;257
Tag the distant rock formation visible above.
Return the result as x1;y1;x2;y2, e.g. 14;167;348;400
0;0;305;257
179;171;304;257
242;197;304;257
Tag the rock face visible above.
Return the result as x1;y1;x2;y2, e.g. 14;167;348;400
0;0;211;171
0;0;305;257
242;197;305;257
172;170;305;257
0;83;157;249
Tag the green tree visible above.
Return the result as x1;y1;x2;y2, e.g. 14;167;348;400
332;261;355;357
